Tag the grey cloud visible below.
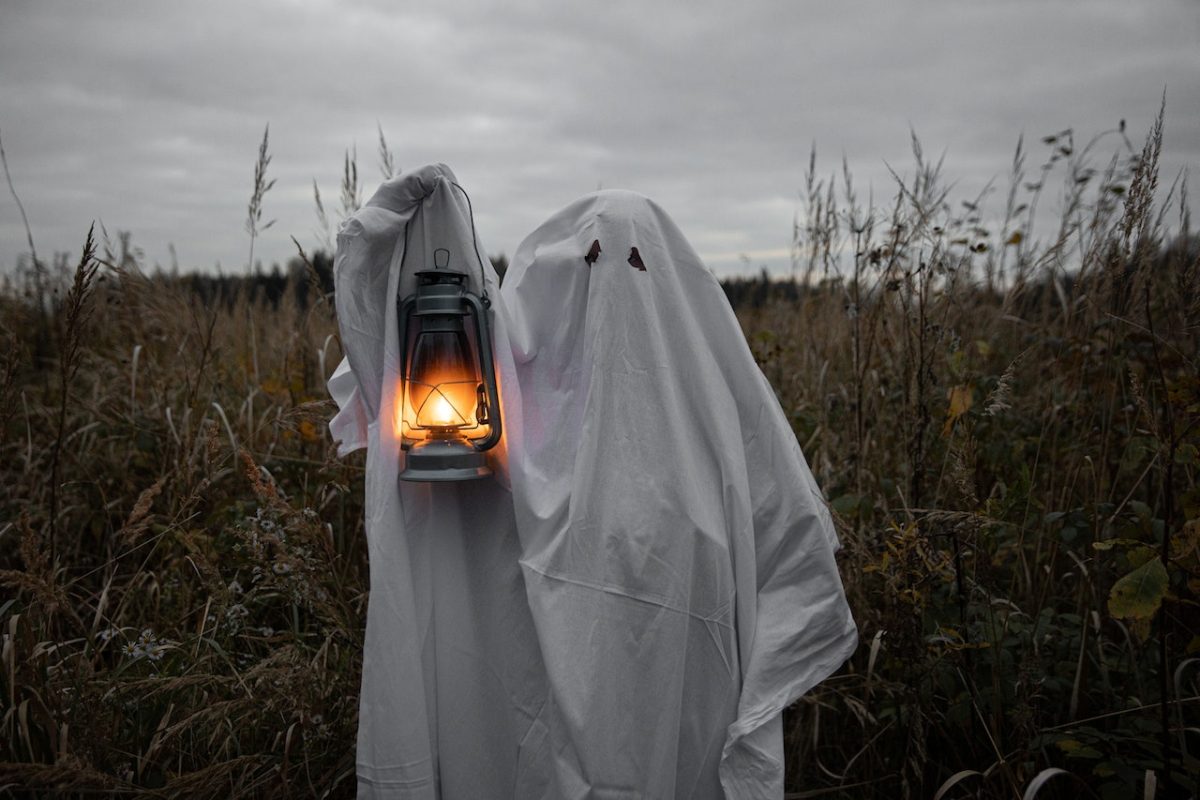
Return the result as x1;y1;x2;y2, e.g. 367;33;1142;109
1;0;1196;277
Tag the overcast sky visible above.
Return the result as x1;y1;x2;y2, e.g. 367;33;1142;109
1;0;1197;278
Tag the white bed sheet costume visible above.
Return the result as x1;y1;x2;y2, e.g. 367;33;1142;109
329;163;858;800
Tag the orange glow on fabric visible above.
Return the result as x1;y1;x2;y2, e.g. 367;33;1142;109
393;380;409;439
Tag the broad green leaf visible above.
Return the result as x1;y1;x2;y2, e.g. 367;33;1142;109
1127;546;1157;568
1108;557;1169;620
1171;519;1200;562
1056;739;1102;759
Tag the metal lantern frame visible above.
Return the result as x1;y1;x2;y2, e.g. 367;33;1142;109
396;247;502;482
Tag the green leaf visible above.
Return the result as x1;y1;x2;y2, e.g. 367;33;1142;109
1108;557;1169;620
1092;538;1142;551
1126;546;1157;569
832;494;860;516
1056;739;1102;759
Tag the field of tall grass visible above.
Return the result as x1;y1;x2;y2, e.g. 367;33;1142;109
1;108;1197;798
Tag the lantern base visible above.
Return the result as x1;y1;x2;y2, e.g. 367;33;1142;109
399;437;492;482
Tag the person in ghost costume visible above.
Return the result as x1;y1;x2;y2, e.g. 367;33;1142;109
329;163;552;799
329;165;858;800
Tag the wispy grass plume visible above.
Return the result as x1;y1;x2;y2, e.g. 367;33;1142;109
377;123;397;181
340;146;361;221
245;124;276;271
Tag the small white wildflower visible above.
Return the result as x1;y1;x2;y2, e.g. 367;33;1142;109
226;603;249;620
98;627;118;643
228;579;244;595
251;566;265;583
259;626;274;637
272;561;292;575
144;643;168;661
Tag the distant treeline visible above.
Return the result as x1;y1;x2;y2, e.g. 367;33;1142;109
1;248;802;312
718;268;807;309
5;236;1195;317
132;255;806;312
179;257;803;312
170;258;805;312
178;251;337;310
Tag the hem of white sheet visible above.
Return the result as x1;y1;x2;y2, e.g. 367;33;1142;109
718;622;860;798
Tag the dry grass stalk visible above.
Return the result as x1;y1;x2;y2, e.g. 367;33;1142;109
377;122;397;180
245;124;276;271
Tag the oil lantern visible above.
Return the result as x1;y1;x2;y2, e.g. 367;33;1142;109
396;247;502;481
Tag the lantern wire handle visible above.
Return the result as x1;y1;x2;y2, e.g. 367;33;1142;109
448;180;490;304
395;176;492;302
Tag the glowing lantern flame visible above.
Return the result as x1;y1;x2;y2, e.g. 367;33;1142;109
431;394;456;426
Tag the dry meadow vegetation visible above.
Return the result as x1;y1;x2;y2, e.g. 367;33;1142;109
1;109;1197;798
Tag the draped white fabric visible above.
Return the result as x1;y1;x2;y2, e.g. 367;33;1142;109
330;164;549;798
329;170;857;799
